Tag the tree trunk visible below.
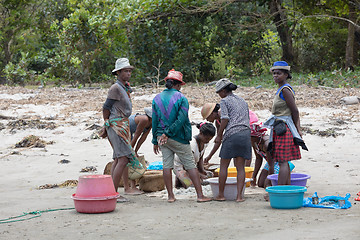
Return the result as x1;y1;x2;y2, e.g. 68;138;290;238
345;2;356;70
269;0;294;65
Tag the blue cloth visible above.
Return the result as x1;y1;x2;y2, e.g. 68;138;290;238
263;161;295;174
275;83;294;101
152;88;192;145
303;192;352;209
147;161;163;170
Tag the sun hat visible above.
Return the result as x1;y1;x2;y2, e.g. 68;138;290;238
201;103;216;119
270;61;291;71
215;78;232;93
112;58;134;75
144;107;152;118
164;69;185;85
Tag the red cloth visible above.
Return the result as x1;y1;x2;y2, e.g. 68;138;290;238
272;125;301;162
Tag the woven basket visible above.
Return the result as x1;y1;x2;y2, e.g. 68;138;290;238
139;170;164;192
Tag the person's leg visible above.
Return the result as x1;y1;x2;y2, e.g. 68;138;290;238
215;158;231;201
234;156;246;202
251;155;262;187
111;157;129;192
286;162;291;185
278;161;290;185
159;142;176;202
245;159;251;167
122;166;130;192
186;168;211;202
258;169;268;188
163;168;176;202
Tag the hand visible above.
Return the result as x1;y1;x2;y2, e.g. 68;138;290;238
153;144;160;155
204;156;211;164
158;134;168;146
215;135;222;144
99;127;107;138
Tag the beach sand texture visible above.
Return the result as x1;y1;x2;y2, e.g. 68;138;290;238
0;85;359;239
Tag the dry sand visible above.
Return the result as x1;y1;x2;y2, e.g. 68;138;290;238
0;85;359;240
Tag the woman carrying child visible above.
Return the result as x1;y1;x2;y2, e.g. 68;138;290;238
264;61;307;185
214;78;252;202
173;122;216;188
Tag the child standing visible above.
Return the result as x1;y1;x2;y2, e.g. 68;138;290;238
213;78;252;202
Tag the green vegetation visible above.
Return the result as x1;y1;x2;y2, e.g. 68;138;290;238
1;0;360;88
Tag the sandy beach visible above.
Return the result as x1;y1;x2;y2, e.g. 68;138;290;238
0;85;359;240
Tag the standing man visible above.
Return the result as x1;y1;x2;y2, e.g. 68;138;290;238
101;58;142;197
152;69;211;203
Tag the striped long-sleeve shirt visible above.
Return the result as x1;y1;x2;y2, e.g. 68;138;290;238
152;88;192;145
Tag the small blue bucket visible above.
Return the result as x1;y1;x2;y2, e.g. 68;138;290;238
266;185;307;209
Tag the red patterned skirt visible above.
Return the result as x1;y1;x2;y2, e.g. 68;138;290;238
271;125;301;162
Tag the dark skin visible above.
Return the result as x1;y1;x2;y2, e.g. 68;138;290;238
203;111;221;164
153;81;211;203
123;114;152;195
100;68;133;193
214;89;247;202
272;69;302;185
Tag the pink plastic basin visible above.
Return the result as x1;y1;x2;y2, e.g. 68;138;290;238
72;193;120;213
75;175;116;198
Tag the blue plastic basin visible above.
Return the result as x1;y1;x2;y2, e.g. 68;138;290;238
267;173;311;186
266;185;307;209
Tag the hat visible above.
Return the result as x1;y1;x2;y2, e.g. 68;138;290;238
164;69;185;85
144;107;152;118
112;58;134;75
215;78;232;93
201;103;216;119
270;61;290;71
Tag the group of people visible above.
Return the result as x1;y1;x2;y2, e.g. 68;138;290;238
101;57;308;203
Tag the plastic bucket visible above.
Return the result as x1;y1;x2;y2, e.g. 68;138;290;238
72;194;120;213
207;177;252;201
215;167;254;187
266;185;307;209
267;173;311;186
75;175;116;198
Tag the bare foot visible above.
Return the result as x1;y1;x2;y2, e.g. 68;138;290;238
197;196;212;203
236;198;245;202
124;188;144;195
117;196;129;203
167;197;176;203
264;194;269;202
214;196;226;201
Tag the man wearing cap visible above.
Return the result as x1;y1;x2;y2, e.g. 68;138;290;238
152;69;211;203
101;58;143;196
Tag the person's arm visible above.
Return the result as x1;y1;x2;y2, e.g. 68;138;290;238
134;127;151;153
215;100;229;144
204;120;221;163
152;101;159;146
215;118;228;144
131;115;148;148
197;156;206;175
204;141;221;164
283;87;302;137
